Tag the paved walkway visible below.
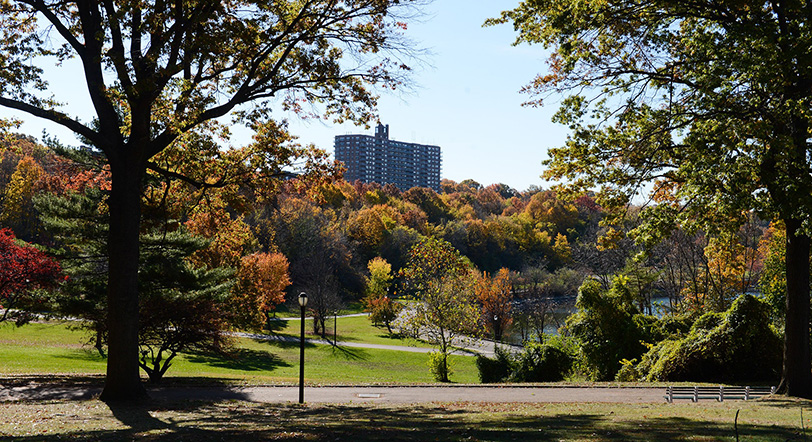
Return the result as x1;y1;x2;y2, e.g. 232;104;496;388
268;313;370;322
235;332;435;355
151;385;666;404
235;331;517;358
264;312;523;358
0;381;666;404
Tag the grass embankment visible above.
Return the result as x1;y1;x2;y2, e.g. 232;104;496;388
0;318;479;384
0;397;809;441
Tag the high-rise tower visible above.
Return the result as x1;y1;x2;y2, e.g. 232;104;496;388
334;123;441;191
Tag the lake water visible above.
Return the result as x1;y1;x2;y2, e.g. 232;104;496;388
506;296;675;344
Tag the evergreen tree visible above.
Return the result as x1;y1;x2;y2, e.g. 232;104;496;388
36;187;234;382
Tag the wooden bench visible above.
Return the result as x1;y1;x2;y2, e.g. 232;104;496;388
665;385;775;403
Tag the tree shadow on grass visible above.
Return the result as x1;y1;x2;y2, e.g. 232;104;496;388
757;396;812;409
263;318;287;334
106;401;170;437
328;345;368;361
6;400;804;441
0;375;105;401
185;348;292;372
251;336;318;350
52;348;107;362
374;331;421;344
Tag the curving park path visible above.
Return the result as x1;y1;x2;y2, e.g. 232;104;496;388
259;312;523;358
234;331;518;358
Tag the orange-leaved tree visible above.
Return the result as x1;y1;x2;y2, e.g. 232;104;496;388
476;268;513;341
230;252;291;331
0;156;44;240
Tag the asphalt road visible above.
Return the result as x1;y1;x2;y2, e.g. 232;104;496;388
0;381;666;404
150;385;667;404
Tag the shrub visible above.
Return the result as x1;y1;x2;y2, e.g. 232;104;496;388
615;358;641;382
691;311;724;332
633;314;660;340
476;345;514;383
651;314;694;339
476;339;576;383
428;351;453;382
566;277;647;380
510;342;573;382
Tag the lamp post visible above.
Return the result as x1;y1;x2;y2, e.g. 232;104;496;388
298;292;308;404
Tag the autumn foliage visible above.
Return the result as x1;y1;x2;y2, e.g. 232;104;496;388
363;257;401;333
0;228;62;324
0;156;44;240
230;252;291;330
476;269;513;341
1;134;792;389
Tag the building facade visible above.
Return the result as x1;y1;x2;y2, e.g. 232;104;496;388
334;124;441;191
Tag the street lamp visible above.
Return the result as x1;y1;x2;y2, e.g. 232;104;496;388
298;292;308;404
334;309;338;346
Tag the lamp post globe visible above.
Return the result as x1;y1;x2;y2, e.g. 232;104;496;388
298;292;308;307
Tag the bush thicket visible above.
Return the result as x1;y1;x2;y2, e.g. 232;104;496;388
617;294;781;383
565;277;649;380
475;346;514;383
476;340;574;383
511;342;573;382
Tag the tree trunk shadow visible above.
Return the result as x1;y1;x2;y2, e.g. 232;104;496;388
106;400;169;434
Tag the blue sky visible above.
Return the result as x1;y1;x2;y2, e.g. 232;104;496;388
288;1;566;192
4;1;566;192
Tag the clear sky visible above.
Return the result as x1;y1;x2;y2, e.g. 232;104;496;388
287;1;566;192
3;1;566;193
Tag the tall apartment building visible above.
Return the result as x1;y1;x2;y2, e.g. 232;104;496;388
334;123;442;191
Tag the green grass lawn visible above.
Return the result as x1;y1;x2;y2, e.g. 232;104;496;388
0;397;809;441
2;321;808;441
272;314;436;349
0;321;479;385
270;300;366;318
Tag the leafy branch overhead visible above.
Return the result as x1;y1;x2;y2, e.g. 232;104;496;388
490;0;812;232
1;0;418;153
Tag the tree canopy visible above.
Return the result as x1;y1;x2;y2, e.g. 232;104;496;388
493;0;812;398
0;0;419;401
3;132;797;388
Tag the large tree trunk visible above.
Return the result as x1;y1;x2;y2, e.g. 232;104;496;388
99;159;147;402
780;218;812;398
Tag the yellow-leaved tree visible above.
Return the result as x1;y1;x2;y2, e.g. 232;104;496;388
0;156;44;240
